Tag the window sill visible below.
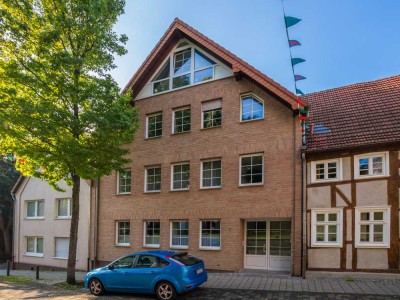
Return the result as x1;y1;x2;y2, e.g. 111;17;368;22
170;245;189;250
24;253;44;258
144;190;161;194
145;136;162;140
310;179;341;184
355;243;390;249
115;244;131;247
199;247;221;251
116;193;132;196
354;175;389;181
55;217;72;220
239;183;264;187
52;257;67;260
171;131;191;136
200;125;222;130
239;117;264;123
25;217;45;220
311;243;342;248
200;186;222;190
143;245;160;249
170;189;190;192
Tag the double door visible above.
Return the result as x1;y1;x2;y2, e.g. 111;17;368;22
244;220;291;271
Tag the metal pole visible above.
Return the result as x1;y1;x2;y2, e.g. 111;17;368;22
6;260;10;276
35;265;39;280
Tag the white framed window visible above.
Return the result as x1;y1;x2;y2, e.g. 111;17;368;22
311;159;342;183
171;162;190;191
117;169;131;194
200;220;221;250
56;198;71;218
146;113;163;138
54;237;69;259
151;40;218;95
202;99;222;129
145;166;161;192
354;152;389;179
355;206;390;248
170;220;189;249
116;221;130;246
173;107;191;134
311;209;343;247
144;221;160;248
240;94;264;122
201;159;222;188
240;154;264;186
26;236;43;257
26;200;44;219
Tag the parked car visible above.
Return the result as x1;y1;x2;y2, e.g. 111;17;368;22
84;250;207;300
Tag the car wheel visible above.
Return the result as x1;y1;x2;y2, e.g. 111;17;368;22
156;281;176;300
89;278;105;296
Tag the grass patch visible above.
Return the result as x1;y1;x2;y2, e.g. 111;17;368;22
345;277;354;282
54;281;85;290
0;275;33;284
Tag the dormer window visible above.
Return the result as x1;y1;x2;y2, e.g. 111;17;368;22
151;41;217;95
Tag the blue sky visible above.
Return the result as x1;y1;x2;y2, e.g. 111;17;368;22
111;0;400;94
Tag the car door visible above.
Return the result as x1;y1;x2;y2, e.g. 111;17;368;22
122;254;169;292
101;255;136;291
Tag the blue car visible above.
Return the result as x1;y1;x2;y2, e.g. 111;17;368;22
84;250;207;300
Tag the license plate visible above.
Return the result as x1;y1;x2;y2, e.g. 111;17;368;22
196;268;203;275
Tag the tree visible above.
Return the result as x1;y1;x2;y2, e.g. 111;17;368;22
0;156;20;259
0;0;138;283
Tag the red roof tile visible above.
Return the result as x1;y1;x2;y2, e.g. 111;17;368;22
123;18;306;110
304;75;400;153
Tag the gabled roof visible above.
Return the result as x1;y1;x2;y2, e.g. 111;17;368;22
123;18;306;110
304;75;400;153
11;175;25;195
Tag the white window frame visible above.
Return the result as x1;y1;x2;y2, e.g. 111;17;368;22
144;166;162;193
55;198;72;219
355;206;390;248
146;112;163;139
239;153;264;186
25;236;44;257
311;208;343;247
117;169;132;195
170;220;189;250
150;39;221;95
116;221;131;247
143;220;160;248
311;159;343;183
172;107;191;134
26;200;44;219
53;237;69;259
240;93;264;122
354;152;389;179
171;162;190;191
199;220;221;250
200;159;222;189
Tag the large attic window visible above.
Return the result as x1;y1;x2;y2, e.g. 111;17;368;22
151;41;218;95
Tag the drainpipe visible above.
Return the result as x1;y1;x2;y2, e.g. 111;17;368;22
93;178;99;268
301;151;307;278
11;193;17;269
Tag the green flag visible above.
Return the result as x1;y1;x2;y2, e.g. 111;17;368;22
292;58;306;66
285;16;301;28
296;89;305;95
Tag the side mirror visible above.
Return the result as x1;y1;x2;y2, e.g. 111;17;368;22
108;264;115;270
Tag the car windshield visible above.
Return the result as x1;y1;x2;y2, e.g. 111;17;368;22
171;253;201;266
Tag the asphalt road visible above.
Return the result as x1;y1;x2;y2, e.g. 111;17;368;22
1;281;400;300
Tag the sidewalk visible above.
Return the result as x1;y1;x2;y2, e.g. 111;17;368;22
1;268;400;296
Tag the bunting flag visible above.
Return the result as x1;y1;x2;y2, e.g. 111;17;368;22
291;58;306;66
288;40;301;47
282;1;308;145
284;16;301;28
294;75;306;81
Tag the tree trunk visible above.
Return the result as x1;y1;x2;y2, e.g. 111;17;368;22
2;226;12;259
66;174;80;284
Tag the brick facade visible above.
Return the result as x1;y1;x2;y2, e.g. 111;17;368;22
91;76;303;275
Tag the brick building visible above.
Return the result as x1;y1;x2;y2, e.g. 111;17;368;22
89;19;305;275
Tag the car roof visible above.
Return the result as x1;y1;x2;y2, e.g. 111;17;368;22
127;250;184;257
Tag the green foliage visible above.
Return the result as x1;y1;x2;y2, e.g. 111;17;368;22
0;0;139;189
0;275;33;284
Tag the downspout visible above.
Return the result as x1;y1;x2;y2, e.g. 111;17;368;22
301;151;307;278
93;178;99;268
11;193;17;269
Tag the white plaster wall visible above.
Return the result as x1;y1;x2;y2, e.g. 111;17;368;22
14;177;90;270
346;245;352;269
356;181;388;206
308;248;340;269
342;157;351;181
307;186;331;209
357;249;388;269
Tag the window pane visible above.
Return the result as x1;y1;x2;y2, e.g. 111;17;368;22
316;164;325;180
27;237;35;253
55;238;69;258
194;49;215;70
316;214;325;222
360;225;370;242
194;68;213;83
241;96;264;121
361;212;369;221
374;212;383;221
173;74;191;89
27;202;36;217
328;213;337;222
153;79;169;94
153;59;170;81
174;49;191;75
119;169;131;194
36;238;43;254
171;221;189;246
201;221;221;247
359;158;369;176
174;109;191;133
58;199;69;217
